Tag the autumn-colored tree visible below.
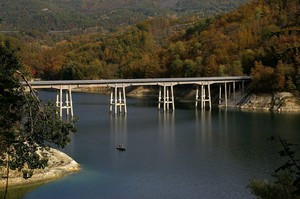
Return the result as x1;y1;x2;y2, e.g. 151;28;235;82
251;61;275;92
273;60;286;90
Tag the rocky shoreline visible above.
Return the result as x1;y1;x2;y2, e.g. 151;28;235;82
125;87;300;113
72;86;300;112
0;148;79;190
238;92;300;112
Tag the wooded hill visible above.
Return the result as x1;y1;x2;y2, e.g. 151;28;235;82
1;0;300;93
0;0;248;32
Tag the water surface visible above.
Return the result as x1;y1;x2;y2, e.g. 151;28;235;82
6;91;300;199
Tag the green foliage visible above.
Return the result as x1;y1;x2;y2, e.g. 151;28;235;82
262;25;281;39
0;43;23;138
0;44;77;190
272;137;300;193
249;137;300;199
185;18;215;38
249;175;295;199
0;0;247;33
61;63;85;80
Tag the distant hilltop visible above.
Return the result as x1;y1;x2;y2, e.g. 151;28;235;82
0;0;249;32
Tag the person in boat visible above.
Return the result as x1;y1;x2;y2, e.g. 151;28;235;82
117;144;125;151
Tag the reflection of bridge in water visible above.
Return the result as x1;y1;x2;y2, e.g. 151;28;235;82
26;76;251;117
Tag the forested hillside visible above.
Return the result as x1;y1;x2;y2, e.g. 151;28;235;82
163;0;300;92
1;0;300;93
0;0;248;32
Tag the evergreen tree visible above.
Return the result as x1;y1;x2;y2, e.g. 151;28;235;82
0;44;77;198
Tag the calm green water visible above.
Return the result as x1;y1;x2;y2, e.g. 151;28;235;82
4;91;300;199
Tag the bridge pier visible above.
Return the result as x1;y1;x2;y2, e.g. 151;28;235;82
158;84;175;111
56;85;73;117
195;84;211;109
110;85;127;114
219;81;246;107
219;82;228;107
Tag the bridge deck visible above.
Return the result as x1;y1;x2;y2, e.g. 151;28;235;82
27;76;251;89
24;76;251;116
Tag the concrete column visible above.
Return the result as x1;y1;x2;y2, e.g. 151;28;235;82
158;84;175;111
219;84;222;105
69;86;74;117
123;86;127;113
55;86;73;118
56;90;59;115
110;89;113;113
158;87;162;109
201;84;205;109
233;81;236;103
59;86;63;117
171;85;175;110
110;85;127;115
225;82;228;107
114;86;118;115
208;84;211;109
163;85;166;111
65;90;69;116
199;84;211;109
195;85;199;108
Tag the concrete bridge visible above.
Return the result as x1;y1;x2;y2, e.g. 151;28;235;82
26;76;251;117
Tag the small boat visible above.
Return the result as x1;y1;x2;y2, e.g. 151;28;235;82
117;144;126;151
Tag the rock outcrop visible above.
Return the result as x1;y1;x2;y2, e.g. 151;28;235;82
0;148;79;189
239;92;300;112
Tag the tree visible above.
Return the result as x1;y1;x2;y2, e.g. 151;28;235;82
250;61;275;92
273;60;286;90
0;45;77;198
182;59;197;77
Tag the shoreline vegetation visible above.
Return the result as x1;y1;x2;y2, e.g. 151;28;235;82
0;148;79;190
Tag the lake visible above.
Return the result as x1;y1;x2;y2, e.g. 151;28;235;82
4;91;300;199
